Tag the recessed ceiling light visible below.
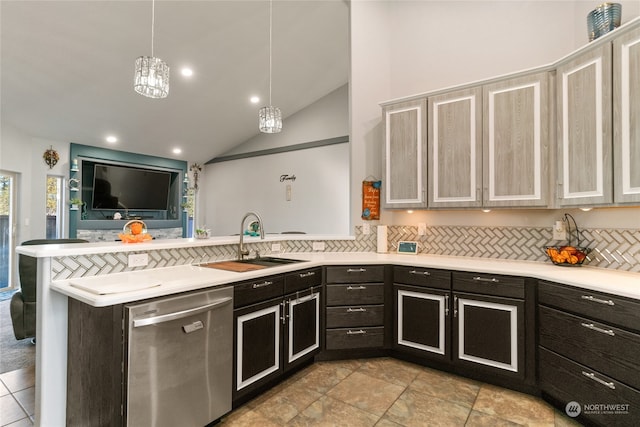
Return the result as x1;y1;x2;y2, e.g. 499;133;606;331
250;96;260;104
181;68;193;77
106;135;118;143
172;148;182;154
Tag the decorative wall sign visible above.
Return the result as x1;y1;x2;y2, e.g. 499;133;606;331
43;146;59;169
362;180;381;220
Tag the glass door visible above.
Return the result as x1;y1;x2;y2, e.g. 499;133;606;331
0;171;17;292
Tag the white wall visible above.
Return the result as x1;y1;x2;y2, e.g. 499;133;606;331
0;124;71;242
205;143;349;235
203;83;350;235
350;0;640;230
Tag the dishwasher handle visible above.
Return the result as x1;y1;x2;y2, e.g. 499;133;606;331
133;296;232;328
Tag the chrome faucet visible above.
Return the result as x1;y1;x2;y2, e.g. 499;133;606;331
238;211;265;260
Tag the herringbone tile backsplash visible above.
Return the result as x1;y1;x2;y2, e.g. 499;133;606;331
51;225;640;279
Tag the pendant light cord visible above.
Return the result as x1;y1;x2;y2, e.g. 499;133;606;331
268;0;273;106
151;0;156;57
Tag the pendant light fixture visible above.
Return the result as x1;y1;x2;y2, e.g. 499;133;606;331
134;0;169;98
259;0;282;133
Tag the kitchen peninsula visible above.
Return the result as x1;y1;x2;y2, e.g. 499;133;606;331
18;236;640;426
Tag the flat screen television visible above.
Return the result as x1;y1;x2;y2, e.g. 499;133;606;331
91;163;171;211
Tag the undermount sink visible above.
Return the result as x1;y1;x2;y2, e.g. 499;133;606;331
198;257;306;273
236;256;305;266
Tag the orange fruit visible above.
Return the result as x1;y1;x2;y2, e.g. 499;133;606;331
130;222;143;235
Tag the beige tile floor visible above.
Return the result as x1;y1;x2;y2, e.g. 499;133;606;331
0;358;584;426
220;358;584;427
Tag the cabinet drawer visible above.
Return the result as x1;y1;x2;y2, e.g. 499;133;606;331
326;305;384;328
539;347;640;427
285;268;322;293
326;327;384;350
393;266;450;289
326;283;384;306
234;276;284;308
539;281;640;332
539;305;640;390
326;265;385;283
452;272;524;299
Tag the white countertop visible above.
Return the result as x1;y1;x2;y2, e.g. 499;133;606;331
51;252;640;306
15;235;353;257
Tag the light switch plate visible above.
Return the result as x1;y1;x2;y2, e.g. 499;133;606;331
312;241;325;251
271;243;281;253
362;223;371;235
128;253;149;268
418;223;426;235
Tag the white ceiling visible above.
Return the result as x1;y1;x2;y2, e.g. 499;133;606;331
0;0;350;162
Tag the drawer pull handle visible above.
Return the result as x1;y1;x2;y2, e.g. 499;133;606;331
582;371;616;390
347;329;366;335
445;295;449;316
472;276;500;283
299;271;316;278
347;268;367;273
347;307;367;313
347;285;367;290
580;322;615;336
410;270;431;276
581;295;615;306
252;280;273;289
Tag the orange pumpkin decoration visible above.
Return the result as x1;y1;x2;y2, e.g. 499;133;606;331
130;222;143;235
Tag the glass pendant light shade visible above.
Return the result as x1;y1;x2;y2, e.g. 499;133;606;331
134;56;169;99
259;105;282;133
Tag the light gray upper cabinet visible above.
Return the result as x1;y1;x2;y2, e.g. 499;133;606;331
613;25;640;204
556;43;613;207
483;72;550;208
382;99;428;209
427;87;483;208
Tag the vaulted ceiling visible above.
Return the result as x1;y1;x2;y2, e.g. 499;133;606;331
0;0;349;162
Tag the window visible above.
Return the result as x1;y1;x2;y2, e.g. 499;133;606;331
0;171;17;292
46;176;64;239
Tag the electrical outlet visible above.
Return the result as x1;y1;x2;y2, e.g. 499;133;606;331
128;253;149;268
418;223;426;236
271;243;281;253
286;184;292;201
312;241;325;251
362;223;370;235
552;221;567;240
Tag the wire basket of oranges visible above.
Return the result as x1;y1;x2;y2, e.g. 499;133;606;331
118;220;152;243
544;246;591;266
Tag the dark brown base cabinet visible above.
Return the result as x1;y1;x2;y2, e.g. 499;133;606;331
393;268;535;392
324;266;387;351
393;266;451;363
538;281;640;427
233;268;322;404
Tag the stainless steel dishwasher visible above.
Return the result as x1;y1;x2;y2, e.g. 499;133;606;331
125;286;233;427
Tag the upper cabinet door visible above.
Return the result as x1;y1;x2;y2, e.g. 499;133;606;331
382;99;428;209
483;72;550;207
556;43;613;207
614;26;640;204
428;87;483;208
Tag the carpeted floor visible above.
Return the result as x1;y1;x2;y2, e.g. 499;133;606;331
0;292;36;373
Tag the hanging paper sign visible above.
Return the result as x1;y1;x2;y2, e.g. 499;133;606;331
362;180;381;220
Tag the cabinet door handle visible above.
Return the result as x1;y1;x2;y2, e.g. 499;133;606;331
445;295;449;316
347;285;367;290
582;371;616;390
409;270;430;276
347;329;366;335
299;271;316;278
580;322;615;336
347;268;367;273
347;307;366;313
453;295;458;318
252;280;273;289
581;295;615;306
472;276;500;283
280;301;286;325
